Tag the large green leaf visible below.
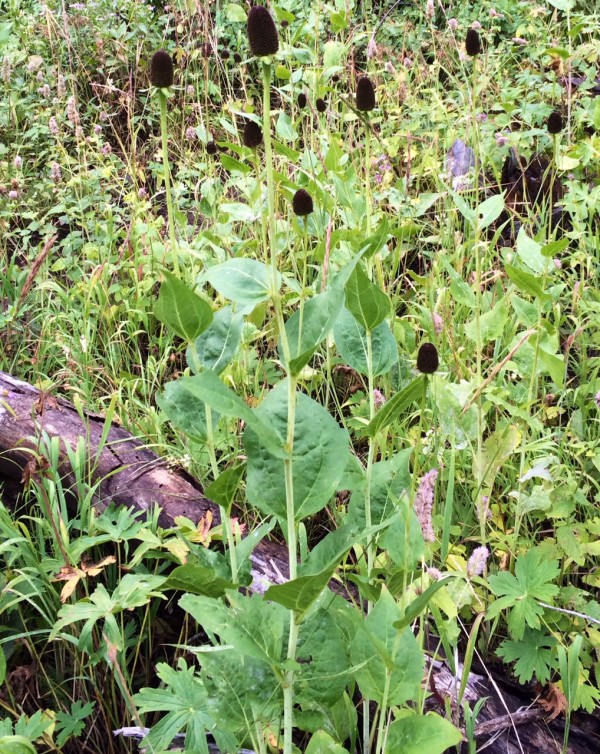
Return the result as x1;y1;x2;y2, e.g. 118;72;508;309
383;499;424;569
348;449;412;528
264;565;336;613
155;271;213;342
344;264;390;332
284;287;344;374
179;593;287;666
350;588;423;705
204;463;245;514
386;712;463;753
464;298;508;343
205;258;279;305
156;378;211;442
243;382;349;521
305;731;349;754
187;306;243;373
333;307;398;376
168;371;285;458
505;263;550;302
295;608;350;705
166;564;236;597
475;193;505;230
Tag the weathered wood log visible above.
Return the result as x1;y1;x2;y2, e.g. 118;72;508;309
0;370;292;593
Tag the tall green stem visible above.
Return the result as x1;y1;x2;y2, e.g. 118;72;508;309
159;90;180;276
260;58;298;754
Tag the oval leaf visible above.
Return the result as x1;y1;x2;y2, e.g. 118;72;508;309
155;270;213;342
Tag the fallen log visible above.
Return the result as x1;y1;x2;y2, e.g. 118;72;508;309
0;370;290;593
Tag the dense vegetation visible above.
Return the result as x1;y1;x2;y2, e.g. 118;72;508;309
1;0;599;752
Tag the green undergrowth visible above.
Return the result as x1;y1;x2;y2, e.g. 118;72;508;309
1;0;600;752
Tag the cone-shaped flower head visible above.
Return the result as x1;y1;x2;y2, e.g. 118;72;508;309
247;6;279;57
547;110;563;134
292;188;313;216
150;49;174;88
316;97;326;113
356;76;376;112
243;120;263;148
297;92;307;108
416;342;439;374
206;141;218;155
465;28;481;56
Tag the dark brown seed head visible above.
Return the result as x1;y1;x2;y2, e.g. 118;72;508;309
416;343;439;374
243;120;263;148
465;28;481;56
220;49;230;60
547;110;563;134
297;92;307;108
332;74;340;83
247;5;279;57
201;42;212;58
316;97;326;113
206;141;218;155
233;52;242;64
356;76;376;112
150;49;174;88
292;188;313;216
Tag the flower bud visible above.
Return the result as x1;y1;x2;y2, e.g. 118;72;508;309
465;28;481;56
292;188;313;216
150;49;174;88
247;6;279;57
416;342;439;374
356;75;376;112
243;120;263;148
547;110;563;134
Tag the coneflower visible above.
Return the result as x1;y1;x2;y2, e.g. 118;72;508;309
243;120;263;148
292;188;313;216
206;141;218;155
465;28;481;56
220;49;230;60
356;75;376;112
316;97;326;113
247;5;279;57
233;52;242;64
150;49;174;88
416;342;439;374
297;92;307;108
547;110;563;134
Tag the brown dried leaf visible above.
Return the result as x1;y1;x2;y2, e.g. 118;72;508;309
538;683;567;721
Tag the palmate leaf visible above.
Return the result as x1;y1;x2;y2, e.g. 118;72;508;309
487;549;560;640
496;629;557;684
134;659;214;754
